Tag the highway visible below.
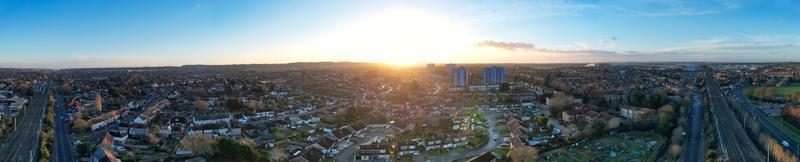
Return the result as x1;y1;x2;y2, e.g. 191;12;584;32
704;67;764;161
53;93;77;162
731;90;800;158
680;91;705;162
0;77;51;161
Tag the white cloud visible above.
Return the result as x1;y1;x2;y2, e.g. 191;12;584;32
476;35;800;62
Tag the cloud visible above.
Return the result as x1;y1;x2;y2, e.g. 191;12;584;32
475;40;623;55
476;36;800;62
474;40;535;51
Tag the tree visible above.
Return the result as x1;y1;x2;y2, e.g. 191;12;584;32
60;83;71;94
268;146;289;162
73;119;89;132
76;142;95;156
147;134;160;144
149;125;161;135
499;82;510;92
196;99;209;112
212;138;263;162
565;123;577;140
658;104;675;135
95;92;103;112
179;134;214;156
548;92;573;116
225;98;243;112
591;120;607;135
246;100;258;113
510;146;538;162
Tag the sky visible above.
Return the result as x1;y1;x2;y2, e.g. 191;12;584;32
1;0;800;68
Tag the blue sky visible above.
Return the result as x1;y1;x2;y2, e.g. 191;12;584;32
1;0;799;68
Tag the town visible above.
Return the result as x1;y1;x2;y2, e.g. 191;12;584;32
1;62;798;162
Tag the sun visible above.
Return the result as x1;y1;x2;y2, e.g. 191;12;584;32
314;7;477;65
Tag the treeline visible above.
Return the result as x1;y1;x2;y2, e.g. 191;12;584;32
38;94;56;162
783;104;800;127
176;134;268;162
744;87;779;102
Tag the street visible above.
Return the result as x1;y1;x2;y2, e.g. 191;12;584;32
680;91;705;162
53;93;77;162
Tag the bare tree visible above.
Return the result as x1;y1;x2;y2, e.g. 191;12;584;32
268;146;289;162
510;146;539;162
179;134;214;155
95;91;103;112
195;99;209;112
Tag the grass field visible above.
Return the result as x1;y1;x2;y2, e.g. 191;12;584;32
746;82;800;97
540;132;664;162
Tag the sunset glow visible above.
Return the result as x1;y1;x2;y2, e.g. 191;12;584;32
313;7;478;65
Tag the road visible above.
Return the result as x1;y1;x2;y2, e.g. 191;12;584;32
425;109;501;161
53;93;77;162
680;91;705;162
732;90;800;158
704;67;764;161
0;78;51;161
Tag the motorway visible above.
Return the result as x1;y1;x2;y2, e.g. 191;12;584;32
704;68;765;161
732;90;800;158
680;91;705;162
0;78;51;161
53;93;77;162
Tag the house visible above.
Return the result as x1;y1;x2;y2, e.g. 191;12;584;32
92;134;119;162
192;113;232;126
356;144;390;161
108;131;128;144
331;126;354;139
184;157;207;162
91;147;119;162
562;110;580;123
309;135;338;154
289;147;323;162
90;110;122;131
620;106;654;121
397;141;419;156
468;152;498;162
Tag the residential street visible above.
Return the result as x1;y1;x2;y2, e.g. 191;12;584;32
680;91;704;162
424;109;501;161
53;93;77;162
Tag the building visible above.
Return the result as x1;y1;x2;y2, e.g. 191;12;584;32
445;63;456;71
355;144;390;161
289;147;323;162
0;97;27;117
620;106;654;121
482;66;506;85
452;67;469;87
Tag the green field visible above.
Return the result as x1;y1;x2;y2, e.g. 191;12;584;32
746;82;800;97
540;132;664;162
